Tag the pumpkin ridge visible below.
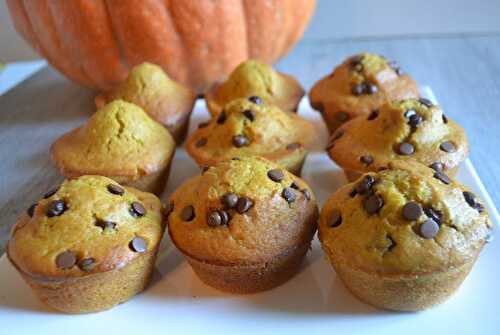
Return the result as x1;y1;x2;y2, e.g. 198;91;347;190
102;0;129;70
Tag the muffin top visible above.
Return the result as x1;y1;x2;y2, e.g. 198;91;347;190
205;60;304;116
95;62;196;130
167;156;318;265
186;97;314;167
319;161;492;275
51;100;175;179
309;53;419;130
8;176;164;279
327;98;468;173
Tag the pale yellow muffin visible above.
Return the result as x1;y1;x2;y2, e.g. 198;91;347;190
51;100;175;195
186;98;315;175
309;53;419;133
319;161;492;311
167;156;318;293
327;98;469;181
95;62;196;144
7;176;165;313
205;60;304;116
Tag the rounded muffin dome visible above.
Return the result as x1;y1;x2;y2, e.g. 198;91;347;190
327;98;468;178
309;52;419;133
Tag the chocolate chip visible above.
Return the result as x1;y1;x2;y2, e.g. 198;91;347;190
222;193;239;209
463;191;484;212
46;200;66;217
56;250;76;269
107;184;124;196
355;175;375;195
231;157;241;161
442;114;448;124
207;211;223;227
219;210;231;225
408;114;423;129
286;142;302;150
367;109;379;120
429;162;444;172
129;237;147;253
424;207;442;224
440;141;456;153
336;112;349;122
267;169;284;182
301;189;311;201
243;109;255;121
282;188;296;203
402;201;422;221
349;189;358;198
236;197;254;214
216;111;226;124
195;137;208;147
329;209;342;228
232;135;250;148
397;142;415;155
248;96;262;105
352;83;365;96
290;181;300;190
130;201;146;218
419;219;439;239
364;194;384;214
43;187;59;199
78;258;96;272
180;205;195;221
201;165;210;174
350;54;364;66
198;121;209;129
366;83;378;94
95;219;116;231
360;155;373;166
27;203;37;217
419;98;433;107
434;171;451;185
404;109;417;118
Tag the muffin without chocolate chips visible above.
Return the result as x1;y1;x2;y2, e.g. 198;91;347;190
205;59;304;116
167;156;318;293
319;161;492;311
7;176;165;313
309;53;419;133
186;98;314;175
327;98;468;181
51;100;175;195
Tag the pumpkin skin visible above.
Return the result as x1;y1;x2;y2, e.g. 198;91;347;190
7;0;316;93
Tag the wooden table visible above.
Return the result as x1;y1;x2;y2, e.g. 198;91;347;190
1;35;499;254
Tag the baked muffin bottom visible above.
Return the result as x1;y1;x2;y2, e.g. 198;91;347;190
343;165;460;182
7;248;160;314
184;243;310;294
329;250;480;312
112;160;173;196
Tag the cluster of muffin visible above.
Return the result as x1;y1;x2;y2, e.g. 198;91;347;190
6;54;492;314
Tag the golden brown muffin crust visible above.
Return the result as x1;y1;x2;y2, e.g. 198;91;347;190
327;99;468;174
51;100;175;180
8;176;164;280
167;157;318;265
319;161;492;276
205;60;304;116
309;53;419;132
186;98;314;170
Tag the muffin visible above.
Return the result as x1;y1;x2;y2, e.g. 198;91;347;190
327;98;468;181
167;156;318;293
309;53;419;133
205;59;304;116
51;100;175;195
319;160;492;311
95;62;196;144
7;175;165;313
186;97;314;175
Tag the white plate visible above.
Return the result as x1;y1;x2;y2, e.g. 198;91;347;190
0;87;498;335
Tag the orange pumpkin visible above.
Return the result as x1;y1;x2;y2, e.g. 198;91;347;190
7;0;316;93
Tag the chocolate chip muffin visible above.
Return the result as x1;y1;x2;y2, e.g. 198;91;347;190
7;175;165;313
327;98;469;181
95;62;196;144
309;53;419;133
167;156;318;293
186;97;314;175
319;160;492;311
51;100;175;195
205;59;304;116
